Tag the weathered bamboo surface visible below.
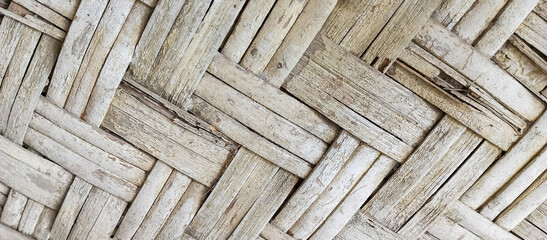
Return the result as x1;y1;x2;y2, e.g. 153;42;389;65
0;0;546;239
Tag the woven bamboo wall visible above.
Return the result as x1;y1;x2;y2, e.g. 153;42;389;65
0;0;546;239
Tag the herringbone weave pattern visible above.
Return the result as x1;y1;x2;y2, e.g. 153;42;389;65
0;0;546;239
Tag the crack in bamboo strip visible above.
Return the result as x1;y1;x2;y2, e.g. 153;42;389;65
361;0;443;72
416;19;545;122
387;61;519;150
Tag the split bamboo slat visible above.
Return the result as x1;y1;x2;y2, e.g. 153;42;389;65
0;0;546;239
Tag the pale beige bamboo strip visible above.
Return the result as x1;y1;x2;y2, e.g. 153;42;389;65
47;0;107;106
